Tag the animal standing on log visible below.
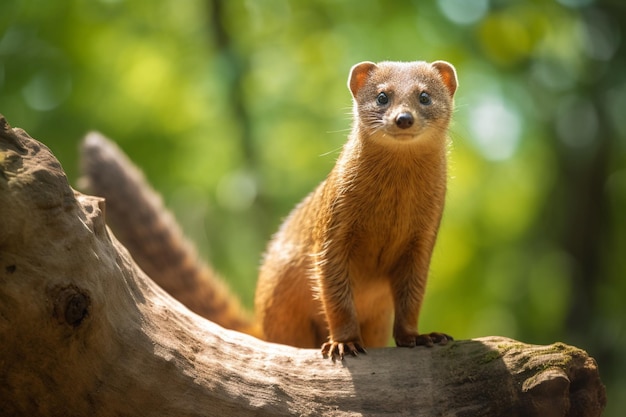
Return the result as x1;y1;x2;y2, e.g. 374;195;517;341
256;60;458;359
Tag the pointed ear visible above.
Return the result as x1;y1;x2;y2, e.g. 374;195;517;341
348;62;377;97
431;61;458;97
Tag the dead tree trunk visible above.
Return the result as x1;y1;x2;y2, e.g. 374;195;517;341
0;115;606;417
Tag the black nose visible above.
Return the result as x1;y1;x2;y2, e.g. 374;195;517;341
395;112;414;129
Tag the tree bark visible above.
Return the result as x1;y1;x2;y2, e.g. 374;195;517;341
0;115;606;417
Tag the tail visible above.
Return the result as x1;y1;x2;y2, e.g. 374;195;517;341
79;132;260;337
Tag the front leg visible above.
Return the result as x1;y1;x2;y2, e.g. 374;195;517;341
391;242;452;348
315;246;364;360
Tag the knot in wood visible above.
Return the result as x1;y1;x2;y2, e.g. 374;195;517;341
52;285;90;327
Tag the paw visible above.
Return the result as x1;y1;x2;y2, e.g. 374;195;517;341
321;340;367;360
395;332;453;348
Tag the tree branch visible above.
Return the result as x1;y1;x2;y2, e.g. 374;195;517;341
0;115;606;416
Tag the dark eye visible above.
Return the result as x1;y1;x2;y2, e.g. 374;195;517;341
376;92;389;105
419;92;432;105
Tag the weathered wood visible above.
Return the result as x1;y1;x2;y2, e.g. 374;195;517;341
0;115;606;417
79;131;258;335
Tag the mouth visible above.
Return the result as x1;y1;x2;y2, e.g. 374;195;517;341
369;126;426;144
382;125;424;141
391;132;417;139
385;131;421;142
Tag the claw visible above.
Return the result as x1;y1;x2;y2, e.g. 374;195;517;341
396;332;453;348
415;332;453;347
321;340;367;360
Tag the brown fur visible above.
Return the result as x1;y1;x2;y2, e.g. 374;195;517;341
255;61;458;358
81;60;458;359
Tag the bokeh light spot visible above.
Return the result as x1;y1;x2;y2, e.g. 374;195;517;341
469;96;522;161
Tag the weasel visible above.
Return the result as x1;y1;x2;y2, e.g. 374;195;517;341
255;60;458;358
81;59;458;360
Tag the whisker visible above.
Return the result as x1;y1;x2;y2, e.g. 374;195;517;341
319;146;343;157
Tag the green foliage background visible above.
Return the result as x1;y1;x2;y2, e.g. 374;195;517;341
2;0;624;413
